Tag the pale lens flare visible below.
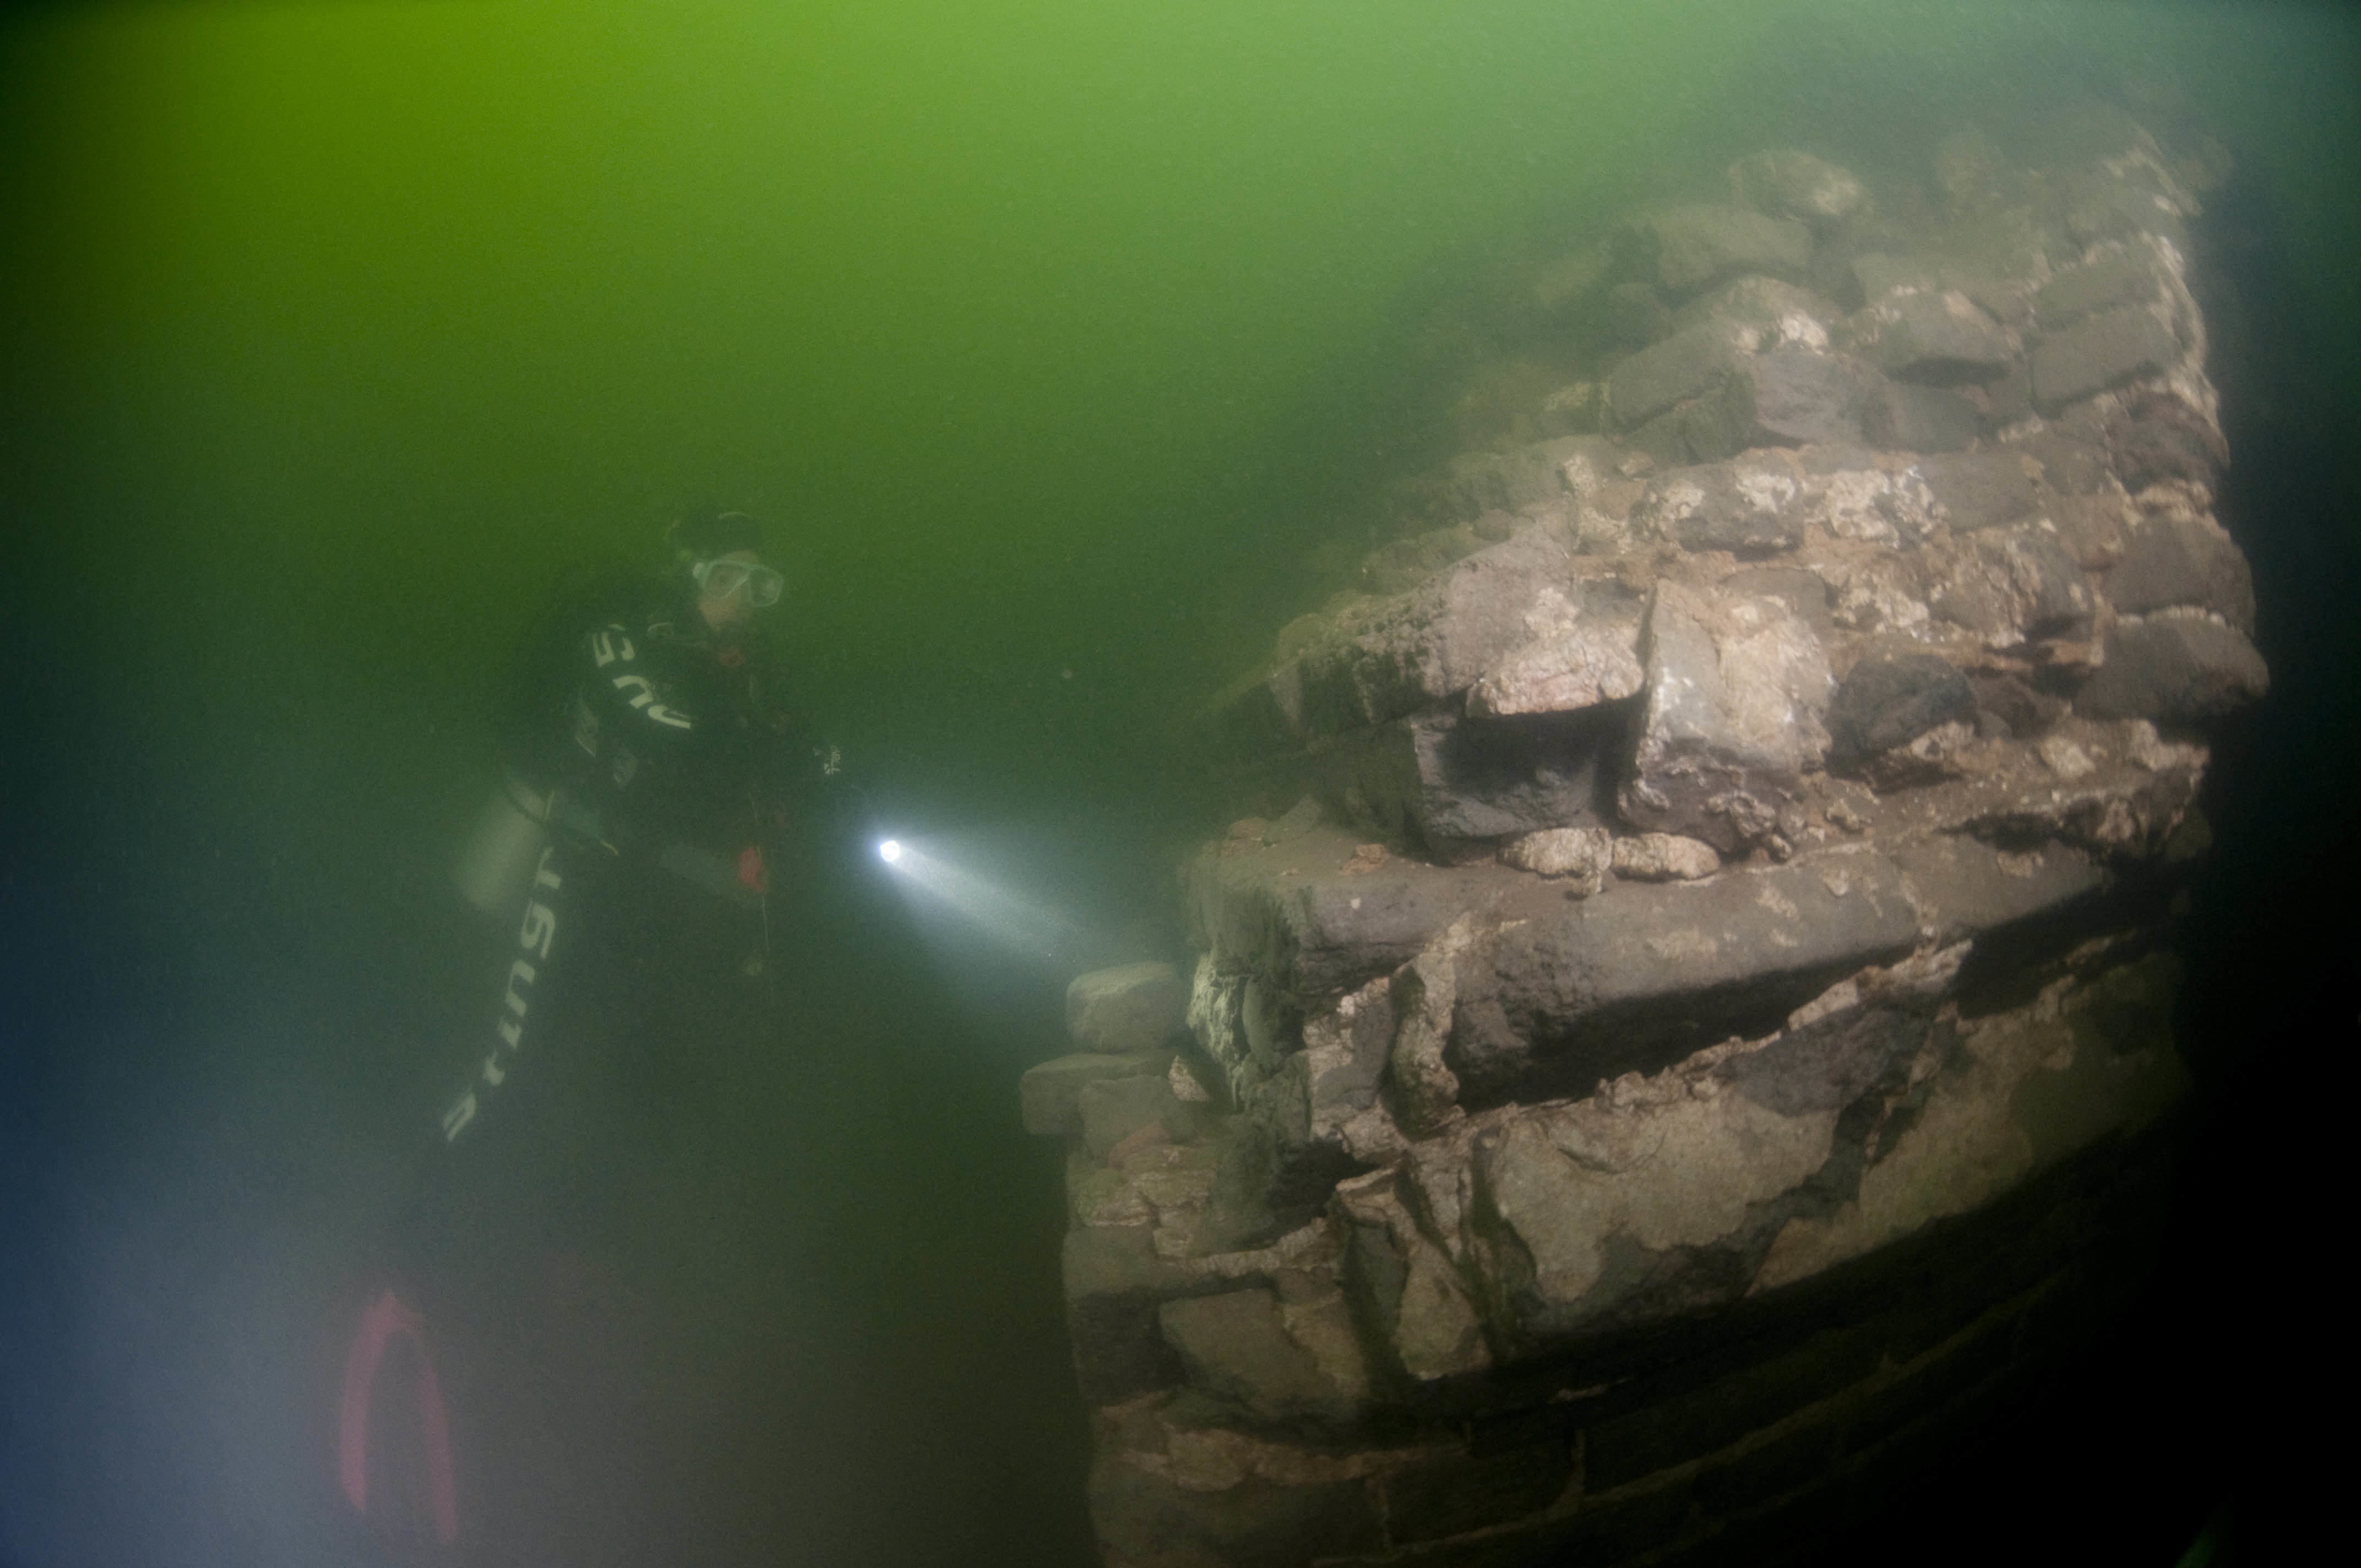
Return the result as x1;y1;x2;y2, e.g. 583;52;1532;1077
878;839;903;865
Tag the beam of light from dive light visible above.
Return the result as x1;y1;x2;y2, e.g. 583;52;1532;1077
872;835;1086;962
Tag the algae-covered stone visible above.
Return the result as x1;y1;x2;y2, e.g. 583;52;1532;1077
1888;835;2109;947
2035;252;2161;329
1085;1423;1388;1568
1470;1075;1839;1345
1311;710;1618;854
1385;922;1476;1139
1287;530;1579;734
2109;393;2229;494
1862;378;1979;453
1668;274;1842;345
1293;975;1405;1169
1437;435;1597;522
1064;1225;1193;1402
1081;1074;1199;1160
1918;448;2038;532
1186;826;1546;1001
1717;347;1872;449
1929;525;2093;650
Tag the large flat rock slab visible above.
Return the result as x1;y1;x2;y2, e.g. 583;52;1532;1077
1186;826;1557;1004
1469;1068;1843;1347
1889;835;2111;948
1753;954;2188;1292
1445;849;1921;1107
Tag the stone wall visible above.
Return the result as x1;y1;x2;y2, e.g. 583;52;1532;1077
1023;111;2261;1567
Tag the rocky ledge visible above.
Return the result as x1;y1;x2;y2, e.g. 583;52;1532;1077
1024;111;2259;1568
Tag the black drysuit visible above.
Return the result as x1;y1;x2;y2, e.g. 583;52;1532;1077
343;577;840;1566
435;572;836;1206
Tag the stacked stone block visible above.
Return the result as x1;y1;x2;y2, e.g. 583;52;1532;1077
1025;114;2258;1567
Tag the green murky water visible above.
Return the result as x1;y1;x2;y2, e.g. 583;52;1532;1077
4;3;2353;1564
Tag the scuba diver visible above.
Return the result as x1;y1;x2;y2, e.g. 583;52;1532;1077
440;503;833;1149
332;506;855;1565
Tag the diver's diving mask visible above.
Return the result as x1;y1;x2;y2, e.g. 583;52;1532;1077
692;558;785;608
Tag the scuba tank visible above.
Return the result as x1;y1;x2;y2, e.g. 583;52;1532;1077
453;769;555;918
456;563;651;919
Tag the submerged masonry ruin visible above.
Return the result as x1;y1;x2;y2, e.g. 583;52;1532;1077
1022;111;2265;1567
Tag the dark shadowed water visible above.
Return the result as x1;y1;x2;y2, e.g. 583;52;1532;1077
4;3;2356;1564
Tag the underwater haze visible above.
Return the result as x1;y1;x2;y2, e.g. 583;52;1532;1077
4;2;2357;1565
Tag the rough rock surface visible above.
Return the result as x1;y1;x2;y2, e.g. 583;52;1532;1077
1281;531;1580;736
1619;579;1835;852
1604;319;1751;430
1619;205;1813;298
1847;288;2018;384
1720;346;1873;449
1863;378;1981;452
2077;615;2270;725
1731;149;1868;224
2031;306;2183;410
2108;512;2256;628
1069;962;1188;1055
1464;581;1645;717
1053;116;2257;1568
1827;653;1977;767
1307;710;1620;855
1025;1052;1176;1138
1443;851;1923;1107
